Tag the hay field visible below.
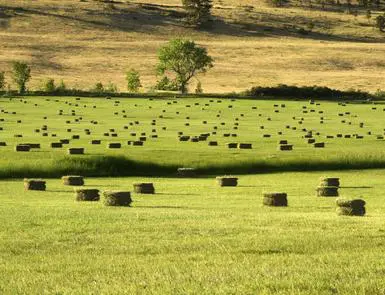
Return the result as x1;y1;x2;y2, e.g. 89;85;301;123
0;96;384;177
0;0;384;93
0;170;385;294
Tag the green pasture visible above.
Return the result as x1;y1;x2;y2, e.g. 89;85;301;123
0;96;384;177
0;170;384;294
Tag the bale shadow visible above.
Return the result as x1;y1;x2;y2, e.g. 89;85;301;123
340;186;373;189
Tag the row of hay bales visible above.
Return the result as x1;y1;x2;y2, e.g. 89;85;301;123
24;177;155;207
24;175;364;216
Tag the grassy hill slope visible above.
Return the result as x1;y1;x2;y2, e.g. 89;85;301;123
0;0;384;93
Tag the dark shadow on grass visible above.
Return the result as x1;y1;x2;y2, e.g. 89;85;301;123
2;155;385;179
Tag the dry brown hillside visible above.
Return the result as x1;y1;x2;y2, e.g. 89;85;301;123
0;0;384;93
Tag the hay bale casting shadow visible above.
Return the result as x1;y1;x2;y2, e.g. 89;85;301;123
62;175;84;186
263;192;288;207
133;183;155;194
336;198;366;216
24;179;46;191
216;176;238;187
103;191;132;206
75;189;100;201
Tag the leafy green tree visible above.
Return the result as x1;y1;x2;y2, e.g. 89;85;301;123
126;69;141;92
0;71;5;91
155;76;179;91
12;61;31;94
157;39;213;94
105;81;118;93
182;0;212;28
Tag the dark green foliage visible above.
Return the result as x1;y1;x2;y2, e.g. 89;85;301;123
157;39;213;94
246;84;371;100
195;81;203;94
182;0;212;28
126;69;141;92
93;82;104;93
12;61;31;94
155;76;179;91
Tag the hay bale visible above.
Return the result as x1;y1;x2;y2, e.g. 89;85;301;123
263;193;288;207
314;142;325;148
0;142;6;146
227;143;238;149
133;141;144;146
68;148;84;155
177;168;197;177
179;135;190;141
335;198;366;216
75;189;99;201
279;140;288;145
279;144;293;151
91;140;101;145
316;186;338;197
208;141;218;146
15;144;30;152
133;183;155;194
24;179;46;191
108;143;121;149
103;191;132;206
320;177;340;187
60;139;70;144
216;176;238;187
239;143;252;149
51;142;63;148
62;175;84;186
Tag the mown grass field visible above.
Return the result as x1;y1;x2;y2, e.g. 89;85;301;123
0;0;384;93
0;170;384;294
0;96;384;177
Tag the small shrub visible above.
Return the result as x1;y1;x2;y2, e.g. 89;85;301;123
93;82;104;93
43;78;56;92
105;81;118;93
126;69;141;92
195;81;203;94
56;80;66;92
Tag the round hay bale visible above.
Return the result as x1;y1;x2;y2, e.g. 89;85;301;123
68;148;84;155
24;179;46;191
216;176;238;187
263;193;288;207
15;144;30;152
320;177;340;187
316;186;338;197
336;206;365;216
75;189;99;201
133;183;155;194
103;191;132;206
62;175;84;186
177;168;197;177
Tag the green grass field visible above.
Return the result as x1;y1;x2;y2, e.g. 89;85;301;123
0;96;384;177
1;170;384;294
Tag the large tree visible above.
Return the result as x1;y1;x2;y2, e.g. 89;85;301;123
157;39;213;94
182;0;212;28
